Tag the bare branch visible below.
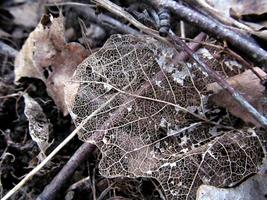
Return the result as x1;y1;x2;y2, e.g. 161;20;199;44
150;0;267;68
0;41;18;58
168;31;267;128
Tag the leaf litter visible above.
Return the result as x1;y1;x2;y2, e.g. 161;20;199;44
1;2;267;199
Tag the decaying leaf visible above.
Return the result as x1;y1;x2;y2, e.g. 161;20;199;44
15;15;89;115
23;93;51;156
229;0;267;17
207;67;267;126
198;0;267;40
65;34;266;200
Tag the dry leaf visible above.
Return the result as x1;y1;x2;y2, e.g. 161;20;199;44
66;35;266;200
205;0;267;17
15;15;89;115
230;0;267;16
207;67;267;126
23;93;51;155
202;0;267;40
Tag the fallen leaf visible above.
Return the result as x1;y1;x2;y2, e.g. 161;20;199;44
15;15;89;115
207;67;267;127
230;0;267;17
203;0;267;40
23;93;51;156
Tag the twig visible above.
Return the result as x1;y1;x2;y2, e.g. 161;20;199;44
45;2;140;35
2;91;121;200
193;0;254;33
168;31;267;128
66;6;141;36
172;36;266;81
0;93;21;99
94;0;166;43
150;0;267;68
1;130;78;200
0;41;18;58
36;34;206;200
45;2;95;7
224;48;266;82
97;183;116;200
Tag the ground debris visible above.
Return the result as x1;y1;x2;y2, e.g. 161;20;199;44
207;67;267;126
15;15;89;115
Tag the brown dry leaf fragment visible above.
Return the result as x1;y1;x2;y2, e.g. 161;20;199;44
202;0;267;40
15;15;89;115
205;0;267;17
207;67;267;126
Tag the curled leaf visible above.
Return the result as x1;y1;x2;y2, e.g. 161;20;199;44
23;93;51;155
15;15;89;115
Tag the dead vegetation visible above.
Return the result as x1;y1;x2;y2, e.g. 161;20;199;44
0;0;267;200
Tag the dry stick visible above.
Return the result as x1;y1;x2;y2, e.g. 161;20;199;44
71;6;141;36
0;41;18;58
46;3;140;35
2;92;121;200
225;48;265;82
36;33;206;200
168;31;267;128
94;0;167;43
193;0;253;33
173;36;265;81
150;0;267;68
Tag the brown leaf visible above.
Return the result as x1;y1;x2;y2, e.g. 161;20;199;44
207;67;267;126
204;0;267;40
15;15;89;115
230;0;267;16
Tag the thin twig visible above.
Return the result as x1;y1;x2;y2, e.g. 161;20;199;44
67;5;141;36
94;0;167;43
174;37;266;81
45;2;95;7
168;30;267;128
0;41;18;58
2;91;121;200
97;183;116;200
150;0;267;68
193;0;254;33
1;130;78;200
